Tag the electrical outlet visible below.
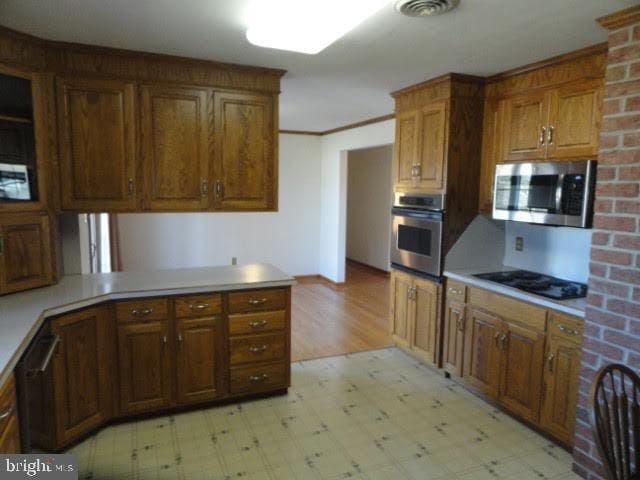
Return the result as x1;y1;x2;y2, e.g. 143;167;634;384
231;257;237;265
515;236;524;252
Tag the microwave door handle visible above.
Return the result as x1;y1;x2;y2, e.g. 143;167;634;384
555;174;565;214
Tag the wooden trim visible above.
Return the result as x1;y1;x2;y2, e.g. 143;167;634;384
346;258;390;277
390;73;485;98
597;6;640;30
486;43;608;83
279;130;323;136
293;274;346;289
322;114;395;135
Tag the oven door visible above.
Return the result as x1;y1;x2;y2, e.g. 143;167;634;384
391;208;443;277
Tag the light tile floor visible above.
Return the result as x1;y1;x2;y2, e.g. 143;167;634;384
68;348;581;479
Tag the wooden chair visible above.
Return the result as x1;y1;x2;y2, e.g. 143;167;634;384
590;364;640;480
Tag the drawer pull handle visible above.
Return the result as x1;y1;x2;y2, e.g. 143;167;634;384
494;332;501;347
547;353;555;372
248;298;268;306
189;303;209;310
27;335;61;377
132;308;154;316
249;320;268;328
0;404;14;421
447;288;462;295
248;374;269;383
249;345;268;354
456;317;465;332
558;324;578;336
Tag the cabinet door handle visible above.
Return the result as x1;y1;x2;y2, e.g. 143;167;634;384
547;353;555;372
447;287;462;295
411;164;421;177
248;374;269;383
494;332;501;347
558;324;578;336
162;335;167;347
456;317;465;332
189;302;209;311
128;178;134;195
248;298;268;306
177;333;183;348
0;404;14;421
201;180;208;196
249;320;268;329
27;335;61;377
0;235;4;256
500;333;508;351
215;180;223;198
131;308;153;317
539;126;546;145
547;125;554;145
249;345;268;354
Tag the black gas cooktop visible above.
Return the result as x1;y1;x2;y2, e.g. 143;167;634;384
473;270;588;300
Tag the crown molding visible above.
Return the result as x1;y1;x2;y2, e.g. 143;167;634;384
597;6;640;30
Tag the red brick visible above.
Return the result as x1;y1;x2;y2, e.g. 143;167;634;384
603;99;622;116
594;199;613;213
608;44;640;65
587;293;604;307
590;262;607;278
603;328;640;351
635;288;640;302
586;308;628;329
593;214;636;232
591;232;610;246
613;233;640;250
602;113;640;131
599;150;640;165
626;95;640;111
610;266;640;285
582;335;625;361
619;165;640;179
596;166;617;180
610;28;631;47
634;25;640;41
630;319;640;336
607;298;640;317
624;133;640;148
589;277;631;297
580;349;599;367
628;352;640;370
631;61;640;80
616;200;640;215
606;64;627;83
597;182;639;198
591;247;632;265
584;323;602;338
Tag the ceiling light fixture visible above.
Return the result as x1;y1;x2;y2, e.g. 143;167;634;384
245;0;391;55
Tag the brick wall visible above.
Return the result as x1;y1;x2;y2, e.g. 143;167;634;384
572;10;640;480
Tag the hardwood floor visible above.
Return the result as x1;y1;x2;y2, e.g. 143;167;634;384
291;260;392;361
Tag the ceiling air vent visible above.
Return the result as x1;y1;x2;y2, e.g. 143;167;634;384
394;0;460;17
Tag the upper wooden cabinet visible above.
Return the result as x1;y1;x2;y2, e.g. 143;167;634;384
502;92;549;162
214;92;276;210
0;214;53;294
141;85;211;211
393;102;447;191
57;77;138;211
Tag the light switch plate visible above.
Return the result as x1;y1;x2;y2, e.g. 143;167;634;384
515;236;524;252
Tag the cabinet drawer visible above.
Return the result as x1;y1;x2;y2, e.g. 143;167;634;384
228;288;287;314
230;333;286;365
548;311;583;342
445;279;467;303
230;362;288;394
116;298;169;323
175;294;222;318
468;287;547;331
229;311;286;336
0;375;17;438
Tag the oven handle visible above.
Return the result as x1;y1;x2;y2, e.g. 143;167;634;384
392;208;443;221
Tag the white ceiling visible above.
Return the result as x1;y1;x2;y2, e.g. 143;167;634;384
0;0;633;131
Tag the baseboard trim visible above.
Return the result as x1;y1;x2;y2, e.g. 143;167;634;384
346;258;391;277
294;274;346;289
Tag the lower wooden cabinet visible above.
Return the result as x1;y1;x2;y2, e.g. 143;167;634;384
442;300;465;377
176;316;222;405
0;214;53;294
463;307;502;398
0;375;20;453
117;321;173;414
390;269;441;367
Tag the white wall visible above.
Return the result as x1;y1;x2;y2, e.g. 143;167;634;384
346;145;392;271
319;119;395;282
116;134;322;276
503;221;592;283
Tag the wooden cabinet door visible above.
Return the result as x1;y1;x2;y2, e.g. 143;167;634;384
410;277;440;366
393;109;420;189
0;214;53;294
547;79;603;159
540;336;581;445
214;92;276;210
415;102;447;191
118;321;173;414
0;415;20;453
502;92;550;161
498;321;545;422
57;77;137;211
442;301;465;377
0;374;20;453
51;306;114;447
463;308;502;398
176;317;222;405
390;270;413;349
478;99;505;213
141;85;211;211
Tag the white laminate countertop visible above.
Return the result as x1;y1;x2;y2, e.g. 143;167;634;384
444;266;586;318
0;263;295;387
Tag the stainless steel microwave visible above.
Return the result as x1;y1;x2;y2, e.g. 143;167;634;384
492;160;596;228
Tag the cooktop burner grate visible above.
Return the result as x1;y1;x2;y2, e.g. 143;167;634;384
473;270;588;300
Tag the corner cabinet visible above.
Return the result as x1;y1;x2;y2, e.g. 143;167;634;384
0;375;20;454
390;269;441;367
56;77;138;211
214;92;277;211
